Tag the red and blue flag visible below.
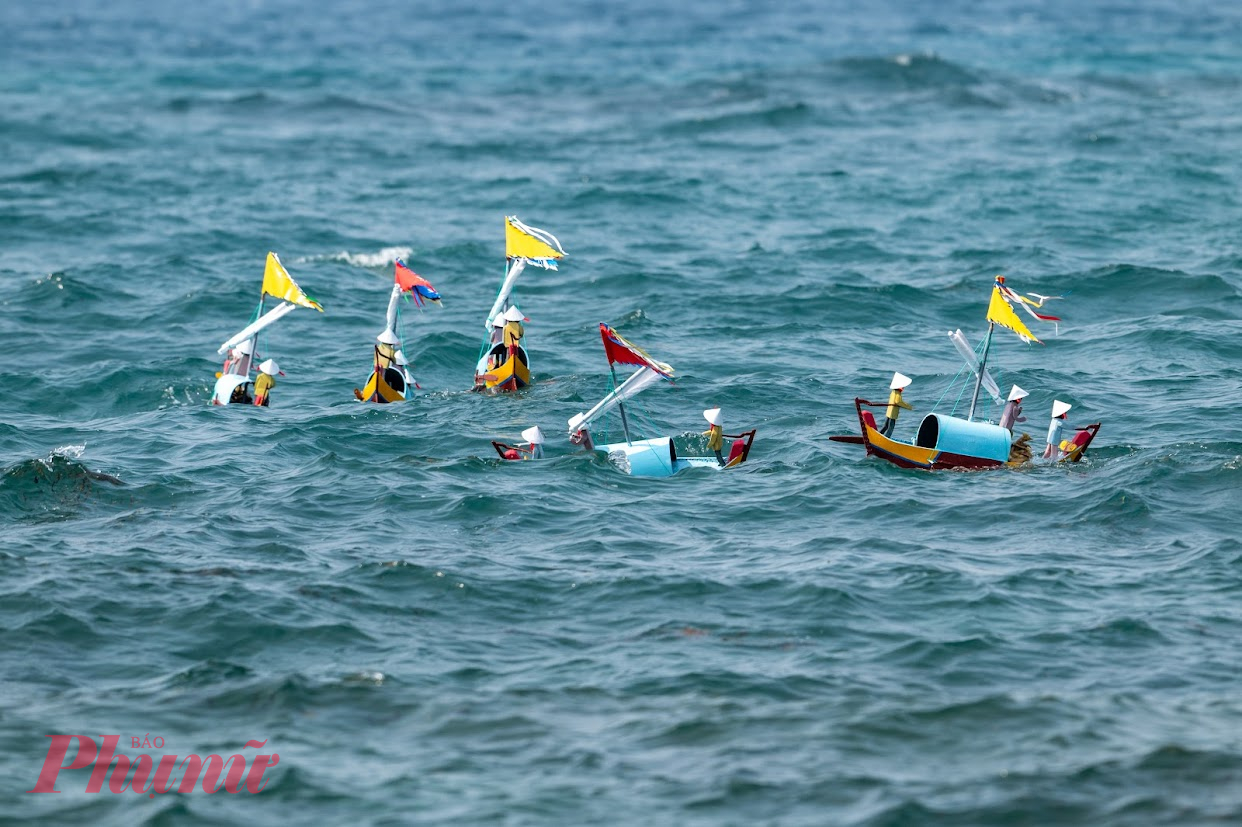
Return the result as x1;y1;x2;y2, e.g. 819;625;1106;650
395;260;441;307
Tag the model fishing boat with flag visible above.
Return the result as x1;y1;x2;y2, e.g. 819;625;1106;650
567;323;757;477
835;276;1100;470
212;252;323;406
473;216;565;393
354;260;441;403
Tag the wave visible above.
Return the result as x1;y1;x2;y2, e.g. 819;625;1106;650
294;94;404;116
819;52;1078;111
163;90;280;113
1062;264;1237;301
0;446;126;523
5;271;115;310
662;101;818;136
836;52;982;90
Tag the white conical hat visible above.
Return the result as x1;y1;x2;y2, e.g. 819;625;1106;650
492;316;506;327
1051;399;1072;418
1008;384;1028;402
503;306;527;322
377;328;400;345
567;413;586;431
236;339;254;355
521;426;544;445
394;349;408;366
890;372;912;390
258;359;279;376
703;407;722;427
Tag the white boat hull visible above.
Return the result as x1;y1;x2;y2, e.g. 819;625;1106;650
212;374;250;406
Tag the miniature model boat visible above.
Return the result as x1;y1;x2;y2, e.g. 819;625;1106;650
838;276;1101;469
473;216;565;392
566;323;757;477
355;260;440;403
212;252;323;406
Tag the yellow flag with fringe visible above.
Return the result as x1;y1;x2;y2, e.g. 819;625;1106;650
261;252;323;311
986;282;1039;344
505;216;565;262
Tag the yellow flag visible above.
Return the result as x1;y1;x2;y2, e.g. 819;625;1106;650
987;285;1039;344
261;252;323;311
505;216;565;261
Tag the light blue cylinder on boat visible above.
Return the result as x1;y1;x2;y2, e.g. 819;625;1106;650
915;414;1012;463
603;437;677;477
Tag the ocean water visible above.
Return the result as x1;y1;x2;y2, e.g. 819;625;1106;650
3;0;1242;823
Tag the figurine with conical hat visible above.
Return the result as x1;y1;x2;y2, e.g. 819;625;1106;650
521;426;544;460
702;407;725;465
495;425;545;460
376;327;400;361
222;337;259;377
1043;399;1072;458
253;359;281;407
354;328;406;403
502;305;526;348
394;349;419;391
880;372;914;437
999;384;1028;432
487;315;506;350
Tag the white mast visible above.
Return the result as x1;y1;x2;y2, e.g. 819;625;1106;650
484;258;527;331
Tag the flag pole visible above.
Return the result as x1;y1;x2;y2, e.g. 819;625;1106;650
609;365;633;444
247;283;267;380
967;322;994;422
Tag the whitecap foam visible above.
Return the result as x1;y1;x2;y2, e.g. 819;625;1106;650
300;247;413;268
52;444;85;460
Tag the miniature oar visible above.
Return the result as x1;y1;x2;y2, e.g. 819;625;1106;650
829;435;865;444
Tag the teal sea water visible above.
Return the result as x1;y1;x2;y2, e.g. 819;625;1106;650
3;0;1242;823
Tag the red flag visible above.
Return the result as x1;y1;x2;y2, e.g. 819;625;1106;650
598;323;673;377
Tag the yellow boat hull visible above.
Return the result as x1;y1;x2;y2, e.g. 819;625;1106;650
476;344;530;392
359;367;406;403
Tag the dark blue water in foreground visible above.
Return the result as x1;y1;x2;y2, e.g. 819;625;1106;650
3;1;1242;823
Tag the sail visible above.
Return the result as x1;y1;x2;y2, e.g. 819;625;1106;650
948;329;1002;405
261;252;324;311
395;260;441;306
217;302;298;354
505;216;565;266
599;323;674;377
568;366;668;435
986;281;1039;344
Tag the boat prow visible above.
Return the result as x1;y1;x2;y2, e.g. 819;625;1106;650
1059;422;1101;463
492;441;525;460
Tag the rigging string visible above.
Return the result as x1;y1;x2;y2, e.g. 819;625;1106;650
933;334;1008;420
